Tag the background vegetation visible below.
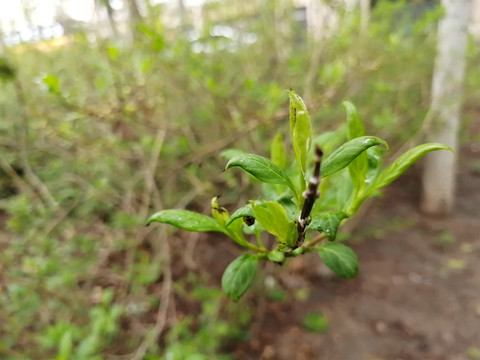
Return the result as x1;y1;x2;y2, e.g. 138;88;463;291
0;0;478;358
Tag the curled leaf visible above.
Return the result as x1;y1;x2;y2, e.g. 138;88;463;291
226;204;255;227
288;90;312;174
211;197;229;225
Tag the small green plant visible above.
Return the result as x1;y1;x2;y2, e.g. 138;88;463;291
148;90;450;301
39;288;122;360
468;347;480;359
301;312;329;333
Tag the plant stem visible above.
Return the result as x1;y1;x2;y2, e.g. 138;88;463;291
295;146;323;247
230;231;267;253
303;233;327;248
255;232;266;250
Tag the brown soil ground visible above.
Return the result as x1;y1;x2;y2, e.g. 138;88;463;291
226;143;480;360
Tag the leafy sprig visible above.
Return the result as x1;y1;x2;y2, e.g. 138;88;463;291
148;91;451;301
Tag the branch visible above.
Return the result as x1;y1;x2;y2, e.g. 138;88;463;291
14;79;58;209
303;233;327;249
131;238;172;360
139;127;167;219
296;146;323;247
0;153;45;209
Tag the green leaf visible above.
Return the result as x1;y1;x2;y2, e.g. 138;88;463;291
373;143;452;190
225;154;296;195
252;201;297;246
288;90;311;175
221;254;258;301
43;74;61;95
136;24;165;51
343;101;368;193
316;168;351;210
344;146;387;215
308;210;348;241
343;101;365;140
58;330;73;360
136;24;156;38
302;312;329;333
321;136;388;178
277;196;299;222
226;204;254;227
107;45;118;61
220;148;245;160
147;209;224;233
365;146;384;185
271;132;287;169
318;243;358;279
141;57;153;73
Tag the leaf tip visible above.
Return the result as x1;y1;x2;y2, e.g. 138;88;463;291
341;100;354;109
443;145;454;153
377;138;389;150
146;213;158;225
224;161;234;171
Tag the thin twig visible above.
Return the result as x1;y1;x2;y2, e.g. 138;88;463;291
139;127;167;219
14;79;58;209
175;108;289;169
131;237;172;360
184;232;200;270
0;153;44;209
33;200;81;242
303;233;327;249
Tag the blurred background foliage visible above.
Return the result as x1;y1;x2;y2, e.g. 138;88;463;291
0;0;478;358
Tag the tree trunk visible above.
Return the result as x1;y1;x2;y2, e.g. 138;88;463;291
127;0;142;40
128;0;142;22
178;0;187;31
0;30;5;56
421;0;472;215
472;0;480;40
360;0;370;35
106;0;119;38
